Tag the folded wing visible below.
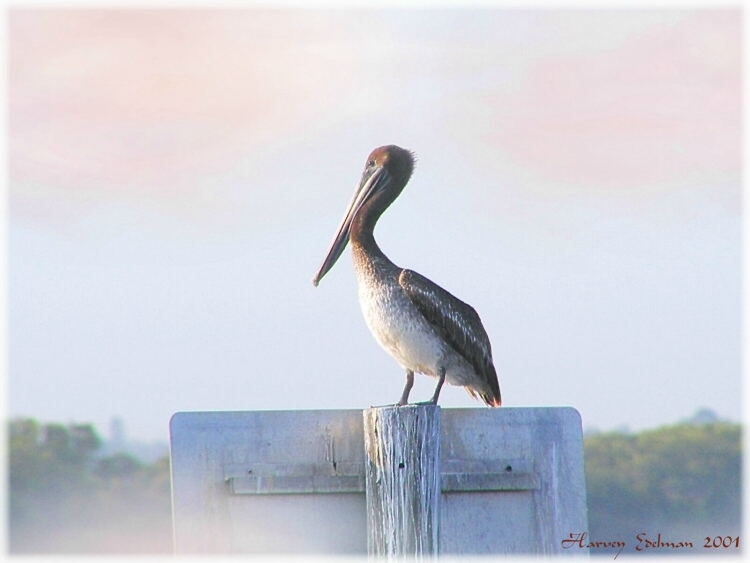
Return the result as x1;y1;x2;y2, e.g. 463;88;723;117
398;269;501;406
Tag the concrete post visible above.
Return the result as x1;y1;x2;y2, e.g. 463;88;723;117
169;407;588;555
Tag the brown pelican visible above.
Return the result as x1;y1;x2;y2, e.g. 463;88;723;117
313;145;501;407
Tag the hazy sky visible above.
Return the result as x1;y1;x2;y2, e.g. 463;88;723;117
8;8;741;442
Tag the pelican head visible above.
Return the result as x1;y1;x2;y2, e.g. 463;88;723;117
313;145;415;287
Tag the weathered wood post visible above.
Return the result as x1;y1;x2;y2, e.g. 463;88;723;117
363;404;441;558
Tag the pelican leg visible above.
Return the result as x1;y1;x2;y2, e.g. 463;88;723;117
428;368;446;405
397;370;415;406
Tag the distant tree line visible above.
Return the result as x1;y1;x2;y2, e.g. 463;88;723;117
584;422;741;556
7;417;742;554
9;418;171;553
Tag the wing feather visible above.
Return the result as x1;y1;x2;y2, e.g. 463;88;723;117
398;269;501;406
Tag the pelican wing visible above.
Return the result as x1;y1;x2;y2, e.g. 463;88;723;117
398;269;501;406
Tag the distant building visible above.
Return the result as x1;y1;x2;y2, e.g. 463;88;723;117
110;417;126;447
99;417;168;464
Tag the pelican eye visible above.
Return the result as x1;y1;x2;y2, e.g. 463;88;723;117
367;159;375;168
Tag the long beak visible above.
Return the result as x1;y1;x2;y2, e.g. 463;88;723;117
312;166;391;286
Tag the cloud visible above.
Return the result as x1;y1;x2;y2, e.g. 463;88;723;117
8;10;388;221
9;9;740;230
450;10;740;192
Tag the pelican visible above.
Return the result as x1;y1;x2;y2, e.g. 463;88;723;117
313;145;501;407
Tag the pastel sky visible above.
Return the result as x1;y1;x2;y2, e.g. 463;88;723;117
8;8;741;442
